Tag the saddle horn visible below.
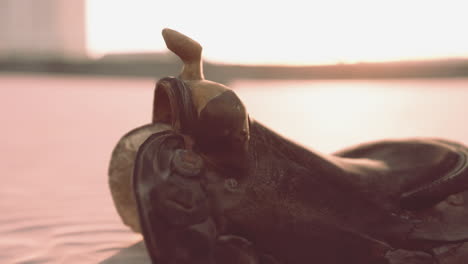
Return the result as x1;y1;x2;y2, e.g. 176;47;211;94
160;28;250;166
162;28;204;81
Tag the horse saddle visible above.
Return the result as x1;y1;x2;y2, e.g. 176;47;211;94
110;28;468;264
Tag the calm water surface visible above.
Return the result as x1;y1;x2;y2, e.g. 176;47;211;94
1;74;467;263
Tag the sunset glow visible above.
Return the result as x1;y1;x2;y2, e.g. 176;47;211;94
86;0;468;65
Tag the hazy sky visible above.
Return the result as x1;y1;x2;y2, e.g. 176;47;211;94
86;0;468;65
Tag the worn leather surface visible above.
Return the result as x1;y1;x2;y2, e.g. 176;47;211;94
223;121;468;263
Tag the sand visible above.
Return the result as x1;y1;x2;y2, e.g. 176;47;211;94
1;73;152;264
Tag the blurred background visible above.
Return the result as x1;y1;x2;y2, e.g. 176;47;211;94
1;0;468;263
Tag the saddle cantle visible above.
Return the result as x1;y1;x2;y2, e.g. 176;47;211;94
334;139;468;245
334;139;468;211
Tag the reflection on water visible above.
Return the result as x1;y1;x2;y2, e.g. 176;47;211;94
1;74;467;263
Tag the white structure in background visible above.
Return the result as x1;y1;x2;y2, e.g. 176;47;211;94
0;0;86;59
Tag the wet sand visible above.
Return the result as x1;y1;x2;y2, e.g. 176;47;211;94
1;73;467;263
1;73;151;264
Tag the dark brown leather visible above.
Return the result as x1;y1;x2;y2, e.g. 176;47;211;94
334;139;468;210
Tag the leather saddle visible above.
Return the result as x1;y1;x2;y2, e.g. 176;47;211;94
112;29;468;263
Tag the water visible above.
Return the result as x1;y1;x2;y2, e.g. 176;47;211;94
233;78;468;153
1;73;467;263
